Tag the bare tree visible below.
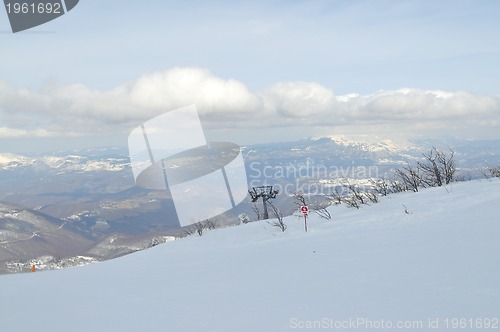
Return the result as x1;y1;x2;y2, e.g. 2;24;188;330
418;146;457;187
312;202;332;220
439;147;457;184
418;147;456;187
267;202;287;232
418;147;443;187
205;219;218;230
341;182;380;208
343;195;360;209
252;201;261;221
151;237;161;247
395;162;422;192
194;221;206;236
191;219;218;236
391;147;457;193
342;188;361;209
488;165;500;178
347;182;367;205
292;192;308;207
327;186;344;205
372;178;392;196
365;191;379;203
182;225;196;237
389;176;407;193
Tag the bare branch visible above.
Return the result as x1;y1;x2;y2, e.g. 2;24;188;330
311;202;332;220
182;225;196;237
194;222;205;236
395;162;422;192
342;195;360;209
267;202;287;232
371;178;392;196
205;219;218;230
252;201;261;221
487;164;500;178
389;176;407;193
326;187;344;205
417;147;457;187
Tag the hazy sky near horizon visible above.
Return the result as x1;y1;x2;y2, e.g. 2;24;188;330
1;0;500;152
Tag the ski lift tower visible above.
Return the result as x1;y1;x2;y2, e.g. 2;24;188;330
249;186;279;219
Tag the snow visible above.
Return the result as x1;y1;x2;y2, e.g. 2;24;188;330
0;153;129;172
0;153;34;169
40;155;129;172
1;179;499;331
5;255;99;273
325;134;419;154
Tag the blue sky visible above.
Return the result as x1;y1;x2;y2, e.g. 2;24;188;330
1;0;500;152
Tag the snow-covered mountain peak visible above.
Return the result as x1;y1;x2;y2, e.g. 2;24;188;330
0;152;129;172
0;153;35;169
325;134;417;153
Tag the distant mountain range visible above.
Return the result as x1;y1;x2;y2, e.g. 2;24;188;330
0;201;92;270
1;136;499;272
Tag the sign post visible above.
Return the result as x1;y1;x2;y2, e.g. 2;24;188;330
300;205;309;232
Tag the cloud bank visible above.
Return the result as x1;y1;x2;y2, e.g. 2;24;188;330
0;67;498;139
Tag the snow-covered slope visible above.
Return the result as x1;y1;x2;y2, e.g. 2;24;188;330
1;180;499;332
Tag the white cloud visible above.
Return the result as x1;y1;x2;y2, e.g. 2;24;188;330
0;127;81;138
0;67;499;139
129;68;262;116
263;81;335;117
357;89;498;121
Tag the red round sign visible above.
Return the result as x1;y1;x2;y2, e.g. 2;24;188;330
300;205;309;214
